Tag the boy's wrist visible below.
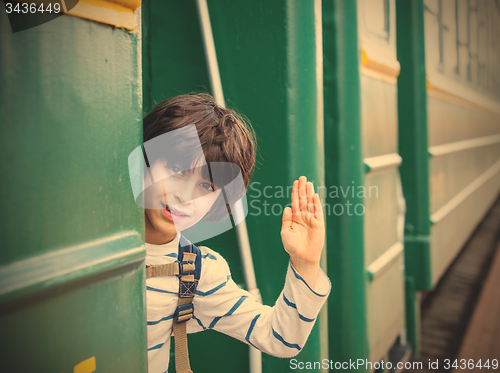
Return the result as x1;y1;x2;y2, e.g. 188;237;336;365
289;257;320;291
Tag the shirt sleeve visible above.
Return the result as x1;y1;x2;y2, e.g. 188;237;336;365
191;250;331;358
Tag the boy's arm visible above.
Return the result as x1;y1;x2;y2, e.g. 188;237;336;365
190;176;329;357
192;254;330;358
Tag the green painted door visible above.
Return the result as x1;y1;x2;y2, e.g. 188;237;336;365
0;11;146;373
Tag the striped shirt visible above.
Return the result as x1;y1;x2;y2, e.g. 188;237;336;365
146;234;331;373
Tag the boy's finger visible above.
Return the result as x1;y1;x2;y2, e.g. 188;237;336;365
306;182;314;217
307;182;313;205
312;193;323;219
291;180;299;215
298;176;307;211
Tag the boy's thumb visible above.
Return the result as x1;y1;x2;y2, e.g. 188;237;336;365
282;207;293;226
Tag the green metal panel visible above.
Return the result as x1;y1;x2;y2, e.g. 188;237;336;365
0;11;146;373
143;1;326;372
396;0;431;355
404;277;420;357
396;0;432;292
209;2;325;371
142;0;210;116
323;0;369;370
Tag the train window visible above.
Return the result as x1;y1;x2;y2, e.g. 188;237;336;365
425;0;500;99
363;0;390;41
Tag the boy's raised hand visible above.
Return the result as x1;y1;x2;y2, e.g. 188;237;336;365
281;176;325;290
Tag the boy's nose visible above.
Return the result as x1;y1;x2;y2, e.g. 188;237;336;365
173;180;197;204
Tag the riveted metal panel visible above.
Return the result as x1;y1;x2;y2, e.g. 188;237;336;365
0;11;146;372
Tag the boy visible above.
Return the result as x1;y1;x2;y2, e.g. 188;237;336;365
139;93;330;373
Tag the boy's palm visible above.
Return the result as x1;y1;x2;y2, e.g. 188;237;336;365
281;177;325;266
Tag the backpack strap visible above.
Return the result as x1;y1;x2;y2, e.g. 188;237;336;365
173;235;202;373
145;263;180;278
145;235;202;373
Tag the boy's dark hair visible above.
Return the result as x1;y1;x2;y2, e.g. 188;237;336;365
143;93;256;222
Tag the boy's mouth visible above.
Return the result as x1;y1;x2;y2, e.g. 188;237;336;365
161;203;189;222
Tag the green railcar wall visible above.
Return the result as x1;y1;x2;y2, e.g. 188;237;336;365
424;0;500;286
143;1;327;372
0;11;146;373
397;0;500;355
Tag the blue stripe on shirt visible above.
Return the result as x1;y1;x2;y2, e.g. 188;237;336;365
147;314;174;325
282;293;297;309
202;252;217;260
192;315;207;330
195;275;231;296
162;252;217;260
282;294;316;322
164;253;177;259
146;286;178;295
209;295;248;329
289;262;328;297
272;328;302;351
148;342;164;351
299;314;316;323
245;313;261;348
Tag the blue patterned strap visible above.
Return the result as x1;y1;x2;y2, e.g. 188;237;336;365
175;235;202;322
173;235;202;373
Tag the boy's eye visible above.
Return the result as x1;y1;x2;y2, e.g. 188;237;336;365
200;182;215;192
170;166;183;176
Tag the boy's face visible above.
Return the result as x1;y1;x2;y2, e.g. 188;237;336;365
144;158;222;244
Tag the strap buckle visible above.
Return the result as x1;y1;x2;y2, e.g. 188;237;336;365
179;261;196;275
177;252;197;279
174;303;194;323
